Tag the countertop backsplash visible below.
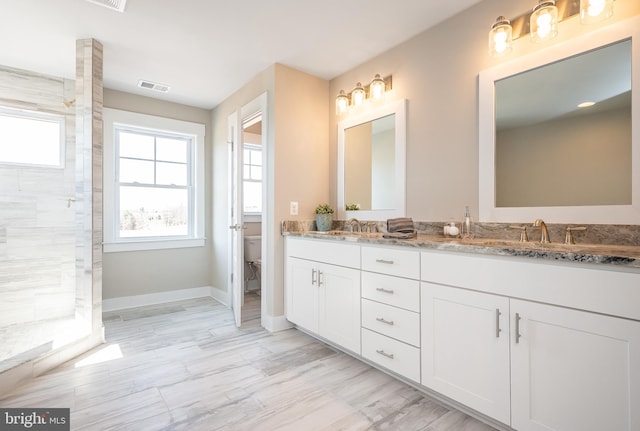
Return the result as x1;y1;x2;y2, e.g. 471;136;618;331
281;219;640;247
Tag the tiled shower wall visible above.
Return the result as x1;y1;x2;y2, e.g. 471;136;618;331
0;66;77;328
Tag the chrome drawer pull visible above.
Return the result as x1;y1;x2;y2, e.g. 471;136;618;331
376;349;394;359
375;287;395;294
515;313;522;344
495;308;502;338
375;259;394;264
376;317;395;326
311;269;317;285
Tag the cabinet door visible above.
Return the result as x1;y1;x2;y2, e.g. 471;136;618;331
421;282;511;425
286;257;318;332
318;263;361;354
511;299;640;431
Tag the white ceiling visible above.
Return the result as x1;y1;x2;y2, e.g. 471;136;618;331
1;0;484;110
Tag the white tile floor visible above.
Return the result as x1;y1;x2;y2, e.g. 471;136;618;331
0;297;498;431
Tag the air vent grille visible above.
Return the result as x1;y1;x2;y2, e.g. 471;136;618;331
85;0;127;12
137;80;171;93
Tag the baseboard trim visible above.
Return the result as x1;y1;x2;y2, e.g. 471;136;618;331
210;286;230;308
262;314;293;332
102;286;215;312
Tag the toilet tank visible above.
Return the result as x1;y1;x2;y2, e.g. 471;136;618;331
244;235;261;262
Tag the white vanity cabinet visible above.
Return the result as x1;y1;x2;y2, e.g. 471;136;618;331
421;250;640;431
510;299;640;431
361;245;421;383
421;283;511;424
285;237;361;354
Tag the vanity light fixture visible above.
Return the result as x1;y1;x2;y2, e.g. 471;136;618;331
336;90;350;115
530;0;559;43
335;74;393;115
351;82;367;107
369;74;386;100
489;16;513;57
489;0;616;57
580;0;614;24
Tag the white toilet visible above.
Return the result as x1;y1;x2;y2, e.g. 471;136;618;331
244;235;261;292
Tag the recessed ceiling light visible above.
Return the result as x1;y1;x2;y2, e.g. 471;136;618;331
137;80;171;93
578;101;596;108
85;0;127;12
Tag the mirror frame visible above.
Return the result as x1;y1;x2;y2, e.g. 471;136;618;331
479;16;640;224
338;99;407;220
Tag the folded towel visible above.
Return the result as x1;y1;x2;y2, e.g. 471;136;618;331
387;217;415;233
382;230;417;240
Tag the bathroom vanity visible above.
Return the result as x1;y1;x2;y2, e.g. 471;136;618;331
283;233;640;431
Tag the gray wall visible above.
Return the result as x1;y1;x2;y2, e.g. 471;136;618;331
102;89;212;300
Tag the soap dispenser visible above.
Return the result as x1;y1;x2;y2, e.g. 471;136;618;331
461;206;474;239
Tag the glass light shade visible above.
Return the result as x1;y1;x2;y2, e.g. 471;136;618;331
488;16;513;57
351;82;366;107
580;0;614;24
530;1;558;43
369;74;386;100
336;90;349;115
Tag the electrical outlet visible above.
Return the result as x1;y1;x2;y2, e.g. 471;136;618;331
290;201;299;216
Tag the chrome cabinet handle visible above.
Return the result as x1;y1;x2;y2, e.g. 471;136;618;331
375;259;394;264
515;313;522;344
311;269;317;285
376;317;395;326
317;270;324;287
495;308;502;338
376;349;394;359
375;287;395;294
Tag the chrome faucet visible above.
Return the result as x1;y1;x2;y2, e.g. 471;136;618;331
348;218;362;232
532;219;551;243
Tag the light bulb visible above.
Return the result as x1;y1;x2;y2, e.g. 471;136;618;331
530;1;558;43
488;16;512;57
580;0;614;24
351;83;366;107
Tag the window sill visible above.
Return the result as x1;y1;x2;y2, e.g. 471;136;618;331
103;238;206;253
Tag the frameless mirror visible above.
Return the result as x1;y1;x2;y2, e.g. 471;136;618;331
479;17;639;224
338;99;407;220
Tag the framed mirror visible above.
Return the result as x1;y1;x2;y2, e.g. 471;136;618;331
479;16;639;224
337;99;407;220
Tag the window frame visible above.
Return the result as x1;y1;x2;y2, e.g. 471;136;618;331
0;106;65;169
103;108;205;252
242;143;263;216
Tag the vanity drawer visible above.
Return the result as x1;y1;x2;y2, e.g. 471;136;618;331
286;237;360;269
362;246;420;279
362;271;420;312
362;328;420;383
362;299;420;347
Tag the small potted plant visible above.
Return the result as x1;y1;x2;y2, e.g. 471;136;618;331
315;203;334;232
345;203;360;211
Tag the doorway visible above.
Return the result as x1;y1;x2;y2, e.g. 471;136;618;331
227;93;268;328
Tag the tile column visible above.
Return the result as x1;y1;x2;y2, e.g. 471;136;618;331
75;39;104;339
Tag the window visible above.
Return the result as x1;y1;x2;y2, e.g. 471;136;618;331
243;144;262;214
0;107;64;168
103;108;205;252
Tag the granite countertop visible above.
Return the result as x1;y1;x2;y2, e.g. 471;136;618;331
283;231;640;269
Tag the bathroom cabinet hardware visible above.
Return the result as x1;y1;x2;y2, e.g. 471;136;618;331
564;226;587;244
67;198;76;208
376;259;394;264
375;287;395;294
509;225;529;242
376;317;395;326
376;349;394;359
311;269;317;285
317;270;324;286
495;308;502;338
515;313;522;344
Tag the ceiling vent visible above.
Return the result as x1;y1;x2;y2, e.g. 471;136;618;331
85;0;127;12
137;80;171;93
